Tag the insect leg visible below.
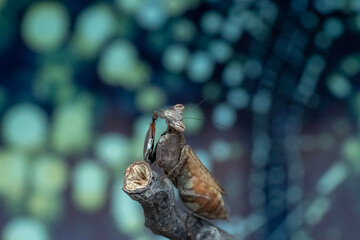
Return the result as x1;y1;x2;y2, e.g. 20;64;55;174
143;112;158;164
166;145;190;178
179;188;211;234
179;189;211;215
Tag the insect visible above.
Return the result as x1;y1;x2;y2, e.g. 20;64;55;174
143;104;228;220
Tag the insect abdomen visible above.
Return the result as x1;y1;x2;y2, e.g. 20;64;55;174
183;175;227;219
178;146;228;220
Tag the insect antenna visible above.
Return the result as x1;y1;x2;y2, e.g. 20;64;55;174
194;97;207;108
194;82;224;108
186;82;227;129
183;117;229;129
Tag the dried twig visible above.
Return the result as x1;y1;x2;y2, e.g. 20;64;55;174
123;161;236;240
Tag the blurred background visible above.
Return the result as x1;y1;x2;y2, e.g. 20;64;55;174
0;0;360;239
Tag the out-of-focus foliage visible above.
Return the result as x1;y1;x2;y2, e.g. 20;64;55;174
0;0;360;240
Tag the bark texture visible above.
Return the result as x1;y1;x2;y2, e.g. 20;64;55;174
123;161;236;240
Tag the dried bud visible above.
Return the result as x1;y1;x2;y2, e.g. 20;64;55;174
123;161;152;192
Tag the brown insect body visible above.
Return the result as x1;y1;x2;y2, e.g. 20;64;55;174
144;104;228;220
176;146;227;219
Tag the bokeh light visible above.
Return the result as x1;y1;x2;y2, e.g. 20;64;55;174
212;103;237;129
300;11;319;29
21;1;69;53
171;18;197;42
73;160;108;212
135;86;167;112
115;0;143;14
201;81;222;103
210;139;232;162
223;61;244;87
2;218;48;240
51;99;93;154
32;154;67;195
98;39;151;89
187;51;214;83
135;0;167;31
323;17;344;38
326;73;351;98
2;103;48;151
208;39;233;63
111;179;144;235
342;138;360;171
162;44;189;73
183;104;205;135
95;133;130;172
0;150;28;209
200;11;223;35
340;56;360;77
227;88;249;109
33;62;74;103
244;59;262;79
72;4;118;58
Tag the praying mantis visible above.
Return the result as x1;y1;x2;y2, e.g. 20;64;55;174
143;104;228;220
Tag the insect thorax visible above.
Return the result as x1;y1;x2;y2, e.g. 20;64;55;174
156;130;185;174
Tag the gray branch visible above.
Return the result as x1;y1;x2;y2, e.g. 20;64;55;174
122;161;236;240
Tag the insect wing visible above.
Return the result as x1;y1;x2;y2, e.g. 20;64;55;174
183;146;226;195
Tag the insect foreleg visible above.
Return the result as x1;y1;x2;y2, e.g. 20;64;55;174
143;111;158;164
